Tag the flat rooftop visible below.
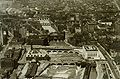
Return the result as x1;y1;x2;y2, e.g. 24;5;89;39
37;65;85;79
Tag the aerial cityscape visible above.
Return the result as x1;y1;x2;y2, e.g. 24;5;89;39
0;0;120;79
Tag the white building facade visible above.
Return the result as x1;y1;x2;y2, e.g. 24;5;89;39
83;45;105;60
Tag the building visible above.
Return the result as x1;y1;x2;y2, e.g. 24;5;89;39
43;65;86;79
98;21;112;26
75;26;81;33
86;21;97;33
74;48;85;58
39;17;56;34
83;45;105;60
73;23;81;33
19;26;27;38
50;52;85;65
26;35;49;45
26;49;50;61
0;58;15;70
48;32;65;42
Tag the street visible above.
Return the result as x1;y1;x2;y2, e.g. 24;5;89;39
89;68;97;79
96;43;120;79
